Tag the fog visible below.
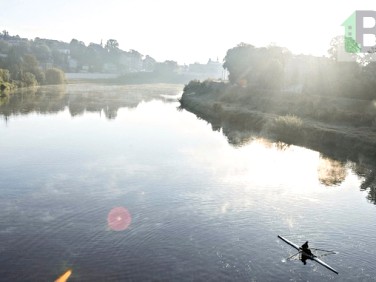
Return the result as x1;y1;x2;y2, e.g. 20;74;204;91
1;0;375;64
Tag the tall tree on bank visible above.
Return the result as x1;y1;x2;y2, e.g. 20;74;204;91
223;43;256;85
105;39;119;52
223;43;289;89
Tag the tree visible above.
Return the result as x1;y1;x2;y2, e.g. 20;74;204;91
155;60;178;74
1;30;9;39
69;39;87;66
104;39;121;66
33;44;51;63
223;43;256;85
259;58;284;90
328;35;360;62
19;71;37;87
0;69;10;82
105;39;119;51
45;68;65;84
223;43;288;88
22;54;45;83
0;40;10;53
86;46;103;72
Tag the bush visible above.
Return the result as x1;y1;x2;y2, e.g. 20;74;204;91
273;114;303;128
0;69;10;83
183;79;225;96
45;68;65;85
266;114;304;142
183;80;203;94
20;71;37;87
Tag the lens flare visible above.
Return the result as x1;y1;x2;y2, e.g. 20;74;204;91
107;207;132;231
55;269;72;282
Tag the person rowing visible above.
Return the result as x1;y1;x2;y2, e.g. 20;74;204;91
278;235;339;274
300;241;315;264
301;241;314;256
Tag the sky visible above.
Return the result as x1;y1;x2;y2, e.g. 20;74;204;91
0;0;375;64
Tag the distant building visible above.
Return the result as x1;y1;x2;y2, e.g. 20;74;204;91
119;51;143;73
68;58;78;71
103;63;117;73
187;58;223;80
88;43;104;52
57;48;70;55
143;55;156;72
81;65;90;73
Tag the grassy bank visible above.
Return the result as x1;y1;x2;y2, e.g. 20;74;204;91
180;80;376;164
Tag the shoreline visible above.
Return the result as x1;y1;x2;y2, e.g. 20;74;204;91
180;81;376;165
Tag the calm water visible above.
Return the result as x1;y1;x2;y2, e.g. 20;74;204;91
0;84;375;281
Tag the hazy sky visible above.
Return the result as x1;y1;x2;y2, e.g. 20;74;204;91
0;0;375;64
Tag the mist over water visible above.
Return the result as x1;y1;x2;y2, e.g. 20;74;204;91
0;84;375;281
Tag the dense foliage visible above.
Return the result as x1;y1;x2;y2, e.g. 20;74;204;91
45;68;65;85
0;32;67;90
221;39;376;100
0;31;154;91
223;43;290;89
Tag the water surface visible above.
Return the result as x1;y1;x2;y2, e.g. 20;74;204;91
0;84;375;281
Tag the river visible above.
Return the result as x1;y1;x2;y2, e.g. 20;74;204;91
0;84;375;281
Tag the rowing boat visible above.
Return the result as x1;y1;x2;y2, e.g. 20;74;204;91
278;235;338;275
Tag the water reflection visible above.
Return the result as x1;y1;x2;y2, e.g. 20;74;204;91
317;156;347;187
199;118;376;205
350;163;376;204
0;84;182;121
1;85;376;280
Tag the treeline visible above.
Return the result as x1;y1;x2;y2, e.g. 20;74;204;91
0;30;187;91
180;39;376;202
0;31;66;91
181;37;376;157
0;55;65;90
0;30;158;74
0;30;157;91
218;38;376;100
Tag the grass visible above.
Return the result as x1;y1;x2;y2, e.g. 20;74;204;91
180;80;376;162
264;114;304;143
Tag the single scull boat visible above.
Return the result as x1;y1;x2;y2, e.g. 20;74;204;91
278;235;338;275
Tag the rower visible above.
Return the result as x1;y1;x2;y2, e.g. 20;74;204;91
301;241;313;256
300;241;314;265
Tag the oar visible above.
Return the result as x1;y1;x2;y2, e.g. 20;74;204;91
311;248;336;253
287;251;301;260
315;252;337;258
278;235;339;275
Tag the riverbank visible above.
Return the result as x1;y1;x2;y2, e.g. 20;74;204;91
180;80;376;164
65;72;217;85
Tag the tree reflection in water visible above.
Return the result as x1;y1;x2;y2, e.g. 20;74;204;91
208;125;376;205
317;156;347;187
0;84;181;121
350;163;376;204
2;85;376;205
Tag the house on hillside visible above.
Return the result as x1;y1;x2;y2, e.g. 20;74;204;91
119;51;143;73
103;63;117;73
68;58;78;71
